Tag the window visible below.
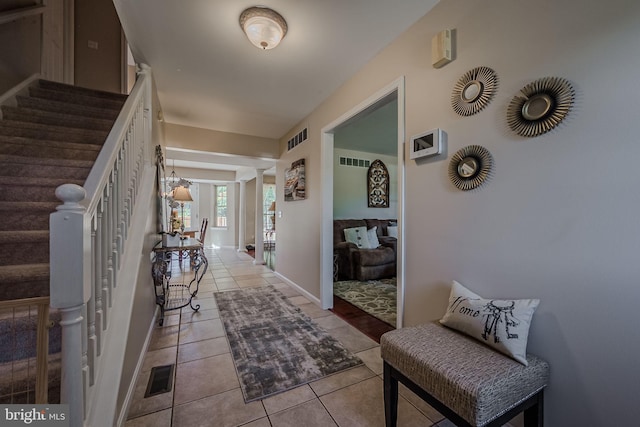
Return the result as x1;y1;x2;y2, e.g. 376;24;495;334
263;184;276;231
214;185;227;227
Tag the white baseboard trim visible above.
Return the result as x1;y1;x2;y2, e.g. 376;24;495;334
116;307;159;426
274;272;321;307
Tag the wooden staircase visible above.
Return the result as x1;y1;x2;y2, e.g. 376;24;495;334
0;79;127;404
0;79;127;301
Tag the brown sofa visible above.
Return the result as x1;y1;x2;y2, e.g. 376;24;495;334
333;219;397;281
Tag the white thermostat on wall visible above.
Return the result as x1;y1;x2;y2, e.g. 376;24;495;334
410;128;443;160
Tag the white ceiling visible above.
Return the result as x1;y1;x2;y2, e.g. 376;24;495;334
114;0;438;173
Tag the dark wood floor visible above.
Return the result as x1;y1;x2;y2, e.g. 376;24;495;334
331;296;395;343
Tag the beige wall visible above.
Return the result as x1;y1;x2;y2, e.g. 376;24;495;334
275;0;640;425
74;0;122;92
165;123;280;160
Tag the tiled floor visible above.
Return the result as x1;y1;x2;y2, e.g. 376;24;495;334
125;247;450;427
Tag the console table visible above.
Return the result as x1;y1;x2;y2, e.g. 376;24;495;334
151;237;209;326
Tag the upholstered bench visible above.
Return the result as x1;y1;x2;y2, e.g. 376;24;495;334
380;322;549;427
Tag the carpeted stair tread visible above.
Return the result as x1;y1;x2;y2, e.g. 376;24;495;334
0;202;56;231
38;79;128;103
1;106;116;132
0;263;50;300
0;154;94;168
0;176;84;187
0;231;49;266
0;135;102;161
0;121;108;145
0;201;58;212
0;78;126;303
29;87;126;111
16;96;120;121
0;264;49;284
0;176;85;202
0;230;49;244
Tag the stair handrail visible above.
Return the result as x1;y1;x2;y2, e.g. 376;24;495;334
50;65;154;426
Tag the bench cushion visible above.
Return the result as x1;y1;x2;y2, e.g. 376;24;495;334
381;322;549;426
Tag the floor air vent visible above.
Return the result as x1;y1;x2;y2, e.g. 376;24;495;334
144;364;175;398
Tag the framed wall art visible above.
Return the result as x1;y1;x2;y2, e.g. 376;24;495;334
367;159;389;208
284;159;306;201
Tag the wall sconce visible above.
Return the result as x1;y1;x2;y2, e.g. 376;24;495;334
239;6;288;50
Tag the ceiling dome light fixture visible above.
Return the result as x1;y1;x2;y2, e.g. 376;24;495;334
239;6;288;50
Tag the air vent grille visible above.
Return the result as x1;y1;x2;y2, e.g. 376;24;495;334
287;127;308;151
339;157;371;168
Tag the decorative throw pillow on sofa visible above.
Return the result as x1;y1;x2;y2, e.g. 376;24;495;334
387;225;398;238
344;226;371;249
367;226;380;248
439;280;540;365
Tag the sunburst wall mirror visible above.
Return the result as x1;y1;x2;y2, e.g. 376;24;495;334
506;76;575;137
448;145;493;191
451;66;498;116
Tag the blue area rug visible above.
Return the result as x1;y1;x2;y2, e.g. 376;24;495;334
214;286;363;402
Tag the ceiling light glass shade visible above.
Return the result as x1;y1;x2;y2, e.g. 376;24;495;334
171;186;193;202
240;7;288;50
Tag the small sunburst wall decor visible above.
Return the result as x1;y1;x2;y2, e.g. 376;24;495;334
451;66;498;116
448;145;493;191
506;76;575;137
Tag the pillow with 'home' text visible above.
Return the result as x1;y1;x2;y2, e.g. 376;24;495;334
439;280;539;365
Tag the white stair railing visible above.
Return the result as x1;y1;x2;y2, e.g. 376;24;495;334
50;65;154;427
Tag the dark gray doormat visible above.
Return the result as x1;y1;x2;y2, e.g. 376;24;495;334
214;286;363;402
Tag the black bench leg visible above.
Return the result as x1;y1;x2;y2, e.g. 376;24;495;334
383;362;398;427
523;390;544;427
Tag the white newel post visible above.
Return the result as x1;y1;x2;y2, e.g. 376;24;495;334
50;184;91;427
238;180;247;252
254;170;265;265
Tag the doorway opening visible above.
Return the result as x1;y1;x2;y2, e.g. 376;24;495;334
320;77;406;337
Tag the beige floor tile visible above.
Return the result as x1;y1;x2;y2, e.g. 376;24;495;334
275;286;300;297
215;276;236;284
288;295;310;306
312;314;349;330
320;376;433;427
355;346;383;375
177;337;229;363
181;308;220;324
189;297;218;311
142;347;177;372
268;399;337;427
173;353;239;405
125;408;172;427
157;313;181;327
172;388;265;427
236;277;269;287
179;318;225;344
327;325;378;353
126;370;174;419
216;281;240;290
213;271;232;279
148;325;180;351
297;303;333;319
196;282;217;293
309;365;375;396
398;383;445;423
262;384;317;415
264;276;284;285
241;417;271;427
